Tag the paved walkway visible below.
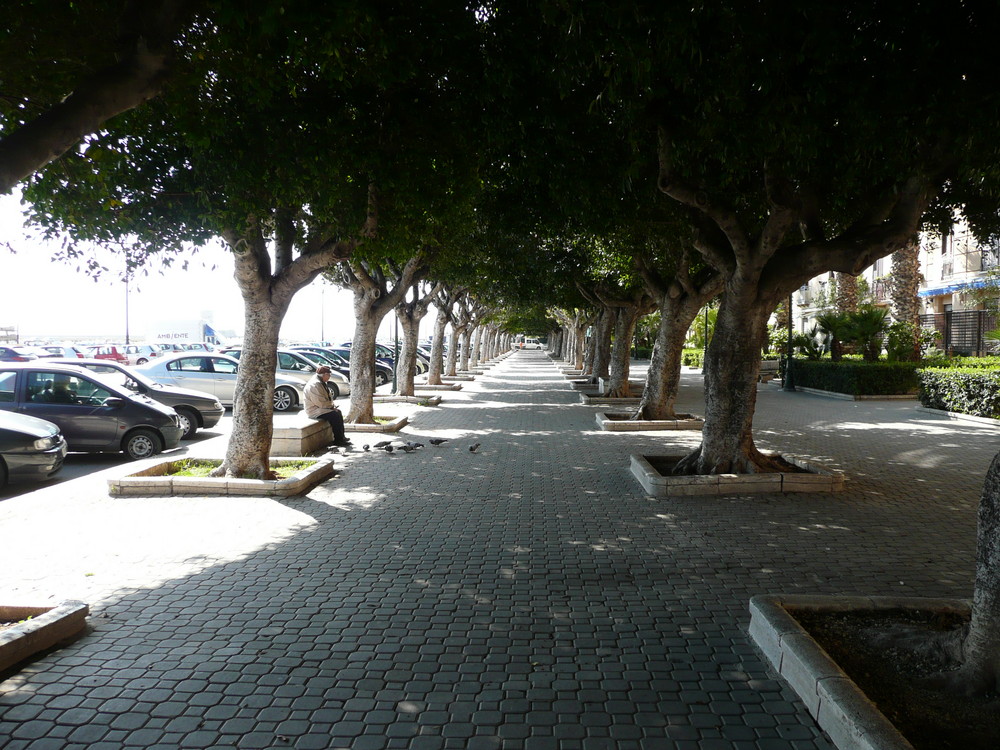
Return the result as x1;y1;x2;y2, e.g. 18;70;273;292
1;350;994;750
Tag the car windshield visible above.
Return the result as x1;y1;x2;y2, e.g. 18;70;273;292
296;350;335;367
85;364;160;392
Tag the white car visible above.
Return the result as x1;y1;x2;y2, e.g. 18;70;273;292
136;352;305;412
221;348;351;398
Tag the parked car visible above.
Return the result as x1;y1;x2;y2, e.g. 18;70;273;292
221;348;350;398
49;359;224;440
122;344;162;365
285;349;353;397
136;352;305;411
0;411;68;488
39;344;88;359
0;346;39;362
521;337;543;350
329;346;392;386
291;345;351;375
87;344;130;364
0;363;183;460
181;342;216;352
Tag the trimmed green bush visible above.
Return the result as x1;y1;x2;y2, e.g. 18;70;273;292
682;348;705;368
918;368;1000;418
791;360;921;395
632;347;654;359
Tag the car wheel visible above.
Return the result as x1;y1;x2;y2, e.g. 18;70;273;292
124;428;162;460
176;407;199;440
0;458;7;488
273;386;296;411
137;357;149;365
375;370;388;387
327;382;340;399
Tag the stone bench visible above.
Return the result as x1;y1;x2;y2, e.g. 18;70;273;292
271;412;332;456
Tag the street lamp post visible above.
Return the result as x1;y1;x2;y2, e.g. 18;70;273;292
783;293;796;391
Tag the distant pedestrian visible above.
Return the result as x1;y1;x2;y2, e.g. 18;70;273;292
304;366;352;448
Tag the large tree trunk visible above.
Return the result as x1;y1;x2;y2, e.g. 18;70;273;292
606;306;641;398
635;296;703;420
471;325;484;368
836;272;859;313
588;308;613;384
674;292;790;475
950;450;1000;696
427;309;450;385
889;237;922;360
446;325;464;376
340;256;424;423
459;327;474;371
396;315;421;396
216;299;282;479
345;297;382;424
395;282;438;396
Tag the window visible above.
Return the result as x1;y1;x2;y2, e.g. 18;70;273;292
211;358;237;374
169;357;210;373
28;371;111;405
0;371;15;402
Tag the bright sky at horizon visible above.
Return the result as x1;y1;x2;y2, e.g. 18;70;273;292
0;192;411;346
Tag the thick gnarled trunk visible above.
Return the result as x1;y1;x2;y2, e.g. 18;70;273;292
346;298;382;423
674;293;789;475
217;301;282;479
427;309;449;385
949;451;1000;695
588;308;613;384
606;306;644;398
635;297;702;420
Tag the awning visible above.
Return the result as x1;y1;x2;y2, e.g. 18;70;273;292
919;278;991;297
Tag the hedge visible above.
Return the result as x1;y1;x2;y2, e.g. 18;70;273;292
917;368;1000;419
789;360;922;395
682;348;705;368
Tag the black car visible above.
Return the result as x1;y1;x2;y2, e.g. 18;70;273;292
327;346;393;387
49;358;225;440
0;363;183;460
0;411;67;488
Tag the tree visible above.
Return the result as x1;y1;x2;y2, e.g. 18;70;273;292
0;0;197;194
332;255;428;423
888;237;923;361
22;0;483;477
394;280;444;397
634;249;722;420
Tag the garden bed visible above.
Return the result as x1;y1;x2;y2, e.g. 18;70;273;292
0;602;89;674
596;412;703;431
107;456;335;497
630;454;844;496
749;594;995;750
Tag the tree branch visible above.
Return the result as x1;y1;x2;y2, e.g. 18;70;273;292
0;0;198;194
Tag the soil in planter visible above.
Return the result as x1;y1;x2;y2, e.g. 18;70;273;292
606;413;696;421
644;456;809;476
795;608;1000;750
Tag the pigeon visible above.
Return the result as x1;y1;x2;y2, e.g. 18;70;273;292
405;441;424;449
373;440;393;448
384;445;394;453
429;438;448;446
362;444;370;452
469;442;481;453
399;445;416;453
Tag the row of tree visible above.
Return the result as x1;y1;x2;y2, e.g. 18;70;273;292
5;1;1000;692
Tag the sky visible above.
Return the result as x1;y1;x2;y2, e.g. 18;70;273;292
0;192;419;346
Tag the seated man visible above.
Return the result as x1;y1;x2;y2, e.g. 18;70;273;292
48;376;78;404
303;366;351;448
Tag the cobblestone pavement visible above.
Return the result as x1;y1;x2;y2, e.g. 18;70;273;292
1;349;995;749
